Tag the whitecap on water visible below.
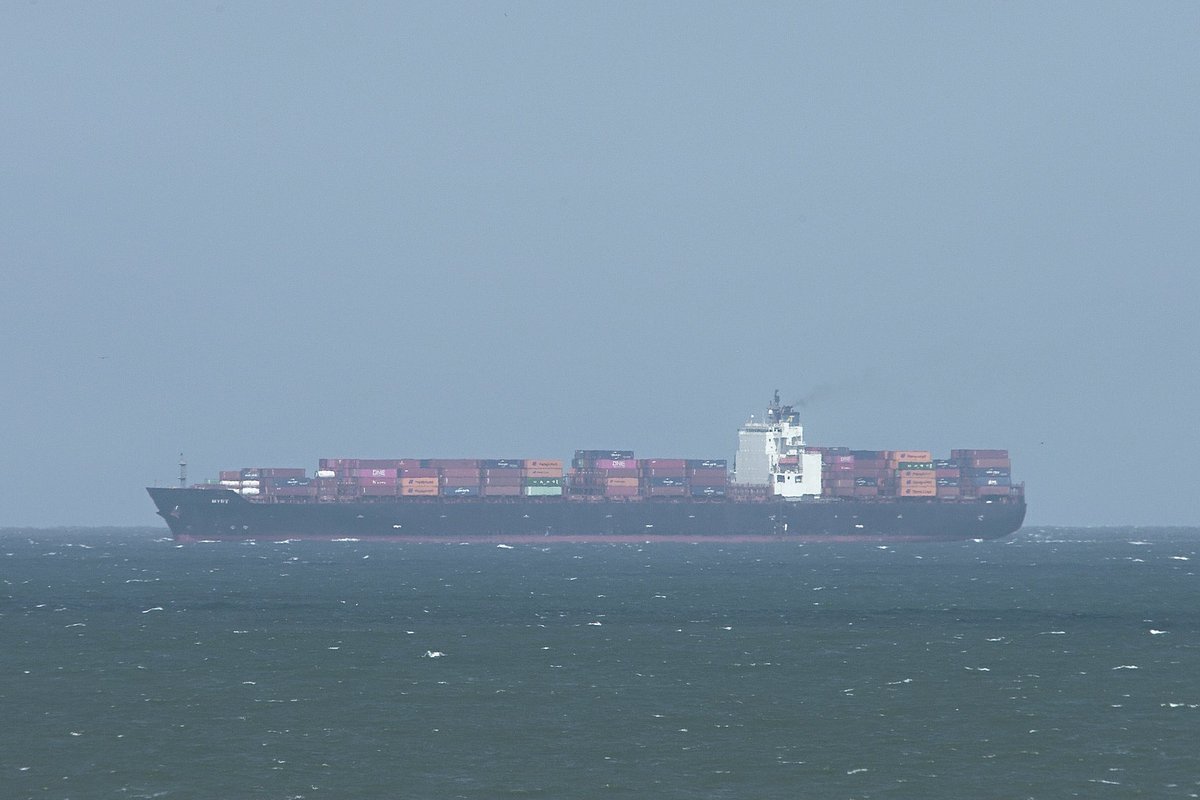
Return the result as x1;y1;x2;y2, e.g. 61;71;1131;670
1112;665;1139;670
141;607;163;614
423;650;446;658
1149;629;1168;635
496;544;514;549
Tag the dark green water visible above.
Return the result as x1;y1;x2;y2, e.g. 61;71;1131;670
2;527;1197;799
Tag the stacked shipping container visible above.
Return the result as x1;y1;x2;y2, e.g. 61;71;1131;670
198;448;1013;504
565;452;729;498
808;448;1016;500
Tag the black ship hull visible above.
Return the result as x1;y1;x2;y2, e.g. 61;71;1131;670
147;488;1025;543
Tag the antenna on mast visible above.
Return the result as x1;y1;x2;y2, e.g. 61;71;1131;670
178;453;187;488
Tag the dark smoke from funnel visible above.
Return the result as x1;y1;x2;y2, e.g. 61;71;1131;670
791;372;876;409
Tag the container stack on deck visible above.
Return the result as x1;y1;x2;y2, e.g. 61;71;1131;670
197;448;1012;504
565;452;730;499
811;448;1013;500
305;458;565;499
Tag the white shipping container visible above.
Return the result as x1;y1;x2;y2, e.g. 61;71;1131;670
523;486;563;497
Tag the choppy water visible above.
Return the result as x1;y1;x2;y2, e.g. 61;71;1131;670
1;527;1197;799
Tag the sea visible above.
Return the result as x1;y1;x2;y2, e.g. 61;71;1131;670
1;527;1197;800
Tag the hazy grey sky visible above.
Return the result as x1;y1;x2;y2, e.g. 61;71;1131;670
3;3;1197;526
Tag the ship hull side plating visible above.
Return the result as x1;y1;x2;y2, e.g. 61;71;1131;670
148;488;1025;543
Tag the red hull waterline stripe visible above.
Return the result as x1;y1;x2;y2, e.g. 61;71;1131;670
174;533;951;544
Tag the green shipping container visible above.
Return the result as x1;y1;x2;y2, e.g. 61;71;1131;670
897;462;934;471
523;477;563;487
523;486;563;497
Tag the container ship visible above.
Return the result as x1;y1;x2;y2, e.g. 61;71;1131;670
147;394;1026;543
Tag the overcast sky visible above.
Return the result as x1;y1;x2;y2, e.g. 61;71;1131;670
3;3;1197;527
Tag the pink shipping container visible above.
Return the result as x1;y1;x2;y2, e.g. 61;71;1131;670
853;486;879;496
829;463;855;472
604;486;640;496
832;455;854;464
937;487;961;498
482;485;522;496
593;459;635;470
352;468;397;478
361;485;397;496
935;468;961;478
219;470;242;481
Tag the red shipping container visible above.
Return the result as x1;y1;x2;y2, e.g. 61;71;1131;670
645;486;687;496
969;458;1012;469
359;477;397;487
356;459;404;470
641;468;687;478
596;468;638;478
952;449;1008;459
426;459;481;469
639;459;687;469
439;468;482;479
687;468;727;481
399;467;438;478
484;474;522;486
482;485;522;496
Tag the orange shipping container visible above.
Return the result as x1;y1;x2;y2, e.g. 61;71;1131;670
400;477;438;487
897;470;936;479
400;485;438;496
524;460;563;470
522;467;562;478
605;477;639;487
900;485;937;496
890;451;932;462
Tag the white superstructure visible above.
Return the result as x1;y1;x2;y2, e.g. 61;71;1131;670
733;392;823;499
